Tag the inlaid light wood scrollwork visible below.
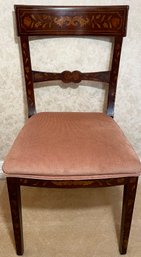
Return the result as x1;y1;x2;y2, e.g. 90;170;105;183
22;13;122;31
91;13;121;30
107;36;123;117
18;177;126;188
20;36;36;117
54;16;89;27
52;180;93;186
16;6;128;36
21;12;121;32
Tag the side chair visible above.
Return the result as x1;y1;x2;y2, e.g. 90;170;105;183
3;5;141;255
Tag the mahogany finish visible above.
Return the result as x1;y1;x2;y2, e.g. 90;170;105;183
119;177;138;254
33;70;110;84
7;178;24;255
15;5;128;36
15;5;129;118
8;177;128;189
6;5;139;256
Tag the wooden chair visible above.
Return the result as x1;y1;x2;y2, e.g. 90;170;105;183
3;5;141;255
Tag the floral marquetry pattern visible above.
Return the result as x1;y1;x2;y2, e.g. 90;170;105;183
16;6;128;36
20;12;122;33
23;15;89;29
54;16;89;27
91;13;121;29
22;13;122;32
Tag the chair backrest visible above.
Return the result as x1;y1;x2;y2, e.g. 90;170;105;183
15;5;129;118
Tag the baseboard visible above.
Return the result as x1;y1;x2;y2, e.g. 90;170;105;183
0;160;5;179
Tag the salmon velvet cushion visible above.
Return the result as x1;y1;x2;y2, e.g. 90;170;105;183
3;112;141;180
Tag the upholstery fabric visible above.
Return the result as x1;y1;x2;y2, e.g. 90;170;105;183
3;112;141;180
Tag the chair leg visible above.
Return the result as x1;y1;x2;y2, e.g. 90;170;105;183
119;177;138;254
7;178;24;255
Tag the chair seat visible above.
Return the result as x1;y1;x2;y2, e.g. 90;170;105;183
3;112;141;180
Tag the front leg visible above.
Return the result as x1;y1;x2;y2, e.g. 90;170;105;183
119;177;138;254
7;177;24;255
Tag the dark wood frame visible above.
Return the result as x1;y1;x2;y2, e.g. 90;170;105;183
15;5;129;118
7;176;138;255
6;5;139;255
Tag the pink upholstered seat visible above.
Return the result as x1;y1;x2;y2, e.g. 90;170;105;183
3;112;141;180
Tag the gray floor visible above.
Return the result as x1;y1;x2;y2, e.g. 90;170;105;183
0;179;141;257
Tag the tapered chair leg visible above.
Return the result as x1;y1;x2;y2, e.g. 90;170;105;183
7;178;24;255
119;177;138;254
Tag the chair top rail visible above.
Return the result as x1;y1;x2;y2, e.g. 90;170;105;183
15;5;129;37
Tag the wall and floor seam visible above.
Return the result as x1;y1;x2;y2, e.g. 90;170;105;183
0;161;5;179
